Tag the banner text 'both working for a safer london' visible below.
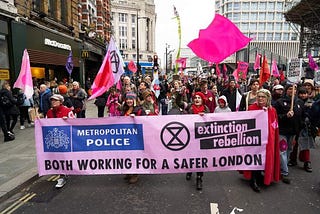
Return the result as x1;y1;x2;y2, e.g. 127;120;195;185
35;110;268;176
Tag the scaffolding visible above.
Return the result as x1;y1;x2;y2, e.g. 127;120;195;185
284;0;320;58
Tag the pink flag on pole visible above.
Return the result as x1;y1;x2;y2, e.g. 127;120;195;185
232;69;239;82
222;63;228;81
13;49;33;99
128;60;137;73
176;57;187;68
88;51;114;100
187;14;252;63
308;52;318;71
215;64;221;76
254;54;261;70
236;61;249;80
272;59;280;77
108;37;125;83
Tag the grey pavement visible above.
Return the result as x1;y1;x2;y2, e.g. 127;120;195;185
0;99;99;202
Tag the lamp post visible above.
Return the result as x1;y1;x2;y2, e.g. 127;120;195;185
165;43;174;74
136;11;148;77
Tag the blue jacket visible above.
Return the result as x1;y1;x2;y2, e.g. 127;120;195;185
39;88;52;116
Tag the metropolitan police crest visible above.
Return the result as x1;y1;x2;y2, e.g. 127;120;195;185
44;127;70;151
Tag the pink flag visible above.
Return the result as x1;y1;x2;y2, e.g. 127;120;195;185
222;63;228;81
236;61;249;80
128;60;137;73
116;79;122;91
13;49;33;99
232;69;239;82
175;57;187;68
308;52;318;71
215;64;221;76
187;14;252;63
108;37;125;83
88;51;114;100
254;54;261;70
272;59;280;77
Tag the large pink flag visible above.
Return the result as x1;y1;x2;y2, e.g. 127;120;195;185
13;49;33;99
88;51;114;100
188;14;252;63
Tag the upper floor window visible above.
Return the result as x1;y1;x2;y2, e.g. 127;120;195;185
132;14;136;24
60;0;68;25
119;26;127;37
32;0;42;11
233;2;240;10
268;2;275;10
48;0;57;18
242;2;249;10
119;13;127;23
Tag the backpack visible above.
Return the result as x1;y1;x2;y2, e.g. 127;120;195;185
0;95;13;107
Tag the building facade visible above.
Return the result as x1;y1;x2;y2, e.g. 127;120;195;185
110;0;156;76
0;0;111;87
215;0;300;65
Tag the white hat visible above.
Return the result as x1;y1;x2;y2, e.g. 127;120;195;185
50;94;64;102
272;84;284;91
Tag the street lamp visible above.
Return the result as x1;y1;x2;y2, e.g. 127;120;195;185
165;44;175;74
136;11;148;77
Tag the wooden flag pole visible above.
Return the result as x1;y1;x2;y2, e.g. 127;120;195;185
290;84;296;111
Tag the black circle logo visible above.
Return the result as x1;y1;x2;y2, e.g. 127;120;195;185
160;122;190;151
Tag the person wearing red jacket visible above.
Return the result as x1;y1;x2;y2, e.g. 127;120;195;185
244;89;281;192
46;94;75;188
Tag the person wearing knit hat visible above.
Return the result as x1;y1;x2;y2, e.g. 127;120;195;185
120;91;145;184
303;79;315;100
185;91;209;191
242;88;281;192
58;85;68;95
141;90;159;115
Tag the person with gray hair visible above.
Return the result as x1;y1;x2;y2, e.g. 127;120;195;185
242;88;281;192
39;84;52;117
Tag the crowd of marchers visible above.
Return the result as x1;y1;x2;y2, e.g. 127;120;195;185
0;72;319;192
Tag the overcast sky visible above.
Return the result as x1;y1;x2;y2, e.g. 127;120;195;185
154;0;216;65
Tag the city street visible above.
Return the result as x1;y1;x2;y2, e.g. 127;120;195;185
0;100;319;214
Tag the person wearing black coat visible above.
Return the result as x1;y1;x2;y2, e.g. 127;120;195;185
0;82;19;135
274;84;304;183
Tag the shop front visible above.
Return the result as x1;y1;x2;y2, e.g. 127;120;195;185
10;21;82;86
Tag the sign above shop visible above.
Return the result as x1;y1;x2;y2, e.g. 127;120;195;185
44;38;71;51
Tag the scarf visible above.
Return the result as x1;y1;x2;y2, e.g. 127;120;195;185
191;104;205;114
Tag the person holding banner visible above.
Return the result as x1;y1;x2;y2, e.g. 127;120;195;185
120;92;145;184
46;94;75;188
274;84;304;184
185;92;209;190
244;89;281;192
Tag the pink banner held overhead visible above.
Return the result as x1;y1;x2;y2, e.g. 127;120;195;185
188;14;252;63
13;49;33;99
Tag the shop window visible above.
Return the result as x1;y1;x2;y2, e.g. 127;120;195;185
0;34;9;69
